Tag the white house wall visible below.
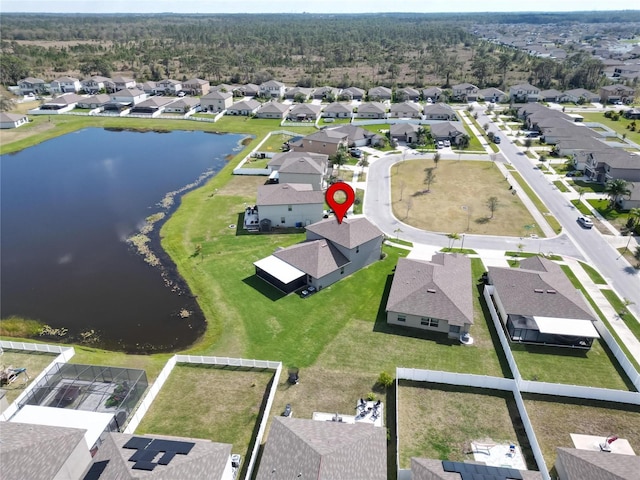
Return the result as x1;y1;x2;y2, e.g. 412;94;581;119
52;440;92;480
258;203;323;228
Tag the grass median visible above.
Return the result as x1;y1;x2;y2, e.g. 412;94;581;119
509;171;562;234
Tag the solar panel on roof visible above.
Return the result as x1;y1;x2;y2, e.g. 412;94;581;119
158;451;176;465
442;460;455;472
148;439;195;454
132;461;156;471
441;461;525;480
124;437;153;450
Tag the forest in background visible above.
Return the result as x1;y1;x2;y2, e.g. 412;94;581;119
1;12;639;91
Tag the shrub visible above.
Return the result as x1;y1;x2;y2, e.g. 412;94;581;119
377;371;394;389
366;392;377;401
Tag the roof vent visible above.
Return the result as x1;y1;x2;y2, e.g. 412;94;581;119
547;289;557;294
534;289;544;293
427;288;437;293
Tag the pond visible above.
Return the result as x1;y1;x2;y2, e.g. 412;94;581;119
1;128;246;352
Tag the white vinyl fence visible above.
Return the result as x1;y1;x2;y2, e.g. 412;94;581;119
124;355;282;480
0;341;75;421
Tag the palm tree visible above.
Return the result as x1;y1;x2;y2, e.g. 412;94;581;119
332;145;349;175
634;246;640;268
457;134;470;150
604;179;631;208
628;207;640;228
447;232;460;249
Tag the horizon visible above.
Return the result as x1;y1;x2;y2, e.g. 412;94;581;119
1;0;638;14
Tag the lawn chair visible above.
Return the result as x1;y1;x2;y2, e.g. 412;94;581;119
0;366;29;386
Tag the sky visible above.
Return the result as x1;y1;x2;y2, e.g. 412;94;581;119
1;0;636;14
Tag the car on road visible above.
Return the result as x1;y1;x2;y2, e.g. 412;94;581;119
493;136;501;144
577;216;594;229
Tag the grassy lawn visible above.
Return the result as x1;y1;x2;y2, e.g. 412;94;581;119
524;394;640;473
567;180;605;193
579;261;607;284
390;160;543;237
398;382;532;468
464;112;499;153
570;199;592;216
504;252;563;261
354;188;364;214
581;112;640;145
553;181;569;193
259;133;293;152
0;350;58;403
601;289;640;342
136;364;273;473
525;151;536;159
459;118;484;152
618;247;639;268
587;199;630;231
509;171;562;234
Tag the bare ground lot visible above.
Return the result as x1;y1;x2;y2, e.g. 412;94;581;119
523;394;640;474
391;160;542;237
397;381;536;470
1;350;57;403
135;365;274;473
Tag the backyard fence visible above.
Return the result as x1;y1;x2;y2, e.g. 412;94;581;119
232;129;299;175
124;355;282;480
0;341;75;422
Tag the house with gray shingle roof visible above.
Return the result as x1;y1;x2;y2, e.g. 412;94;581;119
164;96;200;114
561;88;600;104
130;96;177;116
287;103;322;121
389;101;422;118
235;83;260;97
539;88;564;102
356;102;387;119
452;83;479;102
201;90;233;112
509;83;541;102
50;76;81;94
322;102;353;118
390;123;421;143
18;77;46;96
555;447;640;480
411;458;543;480
290;129;349;156
81;75;111;94
487;256;598;349
227;99;261;116
313;86;340;100
396;87;421;102
257;183;324;228
386;254;473;338
182;78;210;96
478;87;507;103
259;80;286;98
254;216;383;292
77;93;112;110
110;88;147;105
600;84;635;104
328;124;381;147
583;149;640;184
1;422;92;480
339;86;365;101
368;86;393;101
0;112;29;129
284;86;314;101
423;103;457;121
422;86;443;103
430;121;466;145
256;101;289;119
255;416;386;480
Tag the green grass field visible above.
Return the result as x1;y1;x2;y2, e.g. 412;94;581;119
580;112;640;145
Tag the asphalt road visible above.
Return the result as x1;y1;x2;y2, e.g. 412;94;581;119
364;112;640;320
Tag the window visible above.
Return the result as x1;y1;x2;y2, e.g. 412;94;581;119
340;267;345;275
397;315;406;322
356;246;359;253
449;325;460;334
281;217;286;224
420;317;439;328
287;205;292;212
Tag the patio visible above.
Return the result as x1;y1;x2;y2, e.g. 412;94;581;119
471;440;527;470
312;399;384;427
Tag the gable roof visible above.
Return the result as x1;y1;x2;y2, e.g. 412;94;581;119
268;151;329;170
452;83;478;91
390;123;421;136
488;257;595;321
274;239;350;278
201;90;232;100
257;101;289;114
52;76;80;83
88;432;232;480
135;96;176;108
184;78;209;85
556;447;640;480
260;80;285;88
422;86;442;97
1;422;87;480
323;102;353;114
279;155;326;174
423;103;456;117
590;149;640;170
368;86;392;97
289;103;322;115
305;216;383;249
79;93;111;105
411;458;543;480
342;86;365;97
0;112;28;122
386;254;473;326
301;129;348;144
257;183;323;206
19;77;45;84
430;121;465;138
328;124;373;142
256;416;386;480
390;101;422;113
228;99;261;111
478;87;506;97
358;102;386;114
112;88;145;97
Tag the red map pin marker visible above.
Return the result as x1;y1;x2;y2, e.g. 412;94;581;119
326;182;355;224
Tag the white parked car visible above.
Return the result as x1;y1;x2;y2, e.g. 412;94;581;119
577;216;593;229
444;140;451;147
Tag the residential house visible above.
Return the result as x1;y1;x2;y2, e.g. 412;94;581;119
255;101;290;119
411;458;542;480
210;84;233;93
539;88;564;102
139;81;158;95
287;103;322;121
235;83;260;97
290;129;349;157
339;87;365;101
81;76;111;94
88;432;234;480
38;93;84;112
487;256;599;349
386;254;473;339
268;152;330;190
389;101;422;118
259;80;286;98
226;99;261;116
164;97;200;114
256;183;324;228
509;83;540;102
367;86;392;101
422;86;443;103
50;76;81;94
255;417;386;480
478;87;507;103
110;88;147;105
107;76;136;92
396;87;421;102
156;79;182;95
430;122;466;144
0;112;29;129
561;88;600;104
356;102;387;119
322;102;353;118
313;86;340;101
600;84;635;104
183;78;210;96
555;447;640;480
327;124;384;147
423;103;457;121
200;91;233;112
390;123;421;143
254;216;383;292
613;64;640;81
284;86;314;101
18;77;46;96
583;149;640;184
556;137;609;158
451;83;479;102
130;96;177;116
76;94;111;109
617;182;640;210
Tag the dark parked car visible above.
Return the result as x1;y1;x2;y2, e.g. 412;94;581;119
493;136;501;144
350;148;362;158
